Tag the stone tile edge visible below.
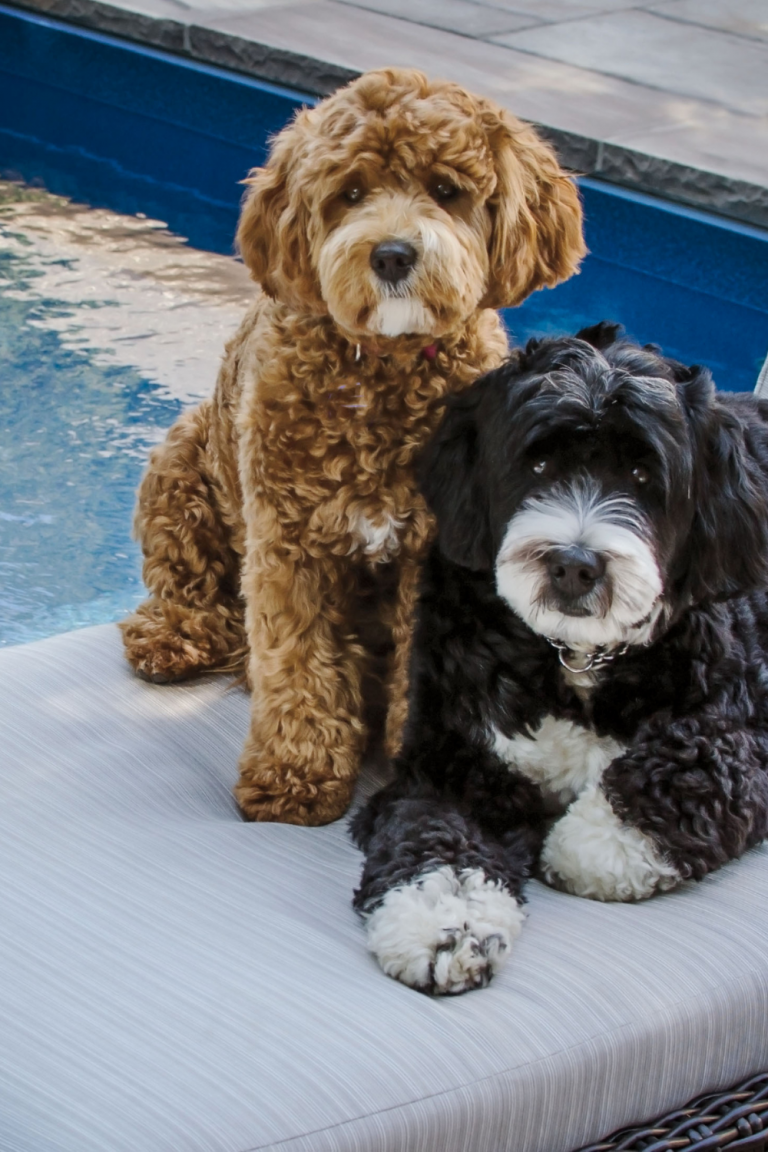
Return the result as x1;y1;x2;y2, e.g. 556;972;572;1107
4;0;357;93
538;128;768;231
6;0;768;230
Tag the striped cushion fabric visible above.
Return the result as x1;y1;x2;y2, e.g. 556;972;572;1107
0;624;767;1152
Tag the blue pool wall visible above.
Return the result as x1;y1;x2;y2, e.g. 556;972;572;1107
1;0;767;392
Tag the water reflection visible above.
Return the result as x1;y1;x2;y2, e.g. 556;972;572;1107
0;181;254;646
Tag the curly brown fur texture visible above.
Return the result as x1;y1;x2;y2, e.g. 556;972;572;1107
120;67;585;825
120;403;247;682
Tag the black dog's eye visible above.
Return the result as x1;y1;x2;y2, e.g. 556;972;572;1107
531;459;550;476
432;182;459;203
631;465;650;484
344;185;365;204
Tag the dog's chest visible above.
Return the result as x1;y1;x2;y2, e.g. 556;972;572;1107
490;717;625;807
310;366;446;560
249;336;478;561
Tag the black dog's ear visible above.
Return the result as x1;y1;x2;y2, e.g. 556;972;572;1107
681;368;768;603
575;321;622;350
418;384;494;571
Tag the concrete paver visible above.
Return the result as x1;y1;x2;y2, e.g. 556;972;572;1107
492;9;768;119
648;0;768;43
193;0;708;138
335;0;534;38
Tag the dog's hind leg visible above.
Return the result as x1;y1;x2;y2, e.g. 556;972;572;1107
120;403;247;683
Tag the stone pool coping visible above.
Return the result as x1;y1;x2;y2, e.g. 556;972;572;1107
6;0;768;231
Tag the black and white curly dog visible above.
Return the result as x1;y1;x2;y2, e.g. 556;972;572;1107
351;322;768;995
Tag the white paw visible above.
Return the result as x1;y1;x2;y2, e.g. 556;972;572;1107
541;785;680;902
365;866;525;994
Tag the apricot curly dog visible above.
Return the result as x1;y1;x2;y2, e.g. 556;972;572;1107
120;68;585;826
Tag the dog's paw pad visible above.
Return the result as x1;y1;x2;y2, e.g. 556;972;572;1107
365;866;525;994
431;925;507;994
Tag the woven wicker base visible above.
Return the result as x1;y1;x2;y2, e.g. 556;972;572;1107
576;1073;768;1151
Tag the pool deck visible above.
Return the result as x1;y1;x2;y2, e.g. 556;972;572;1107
9;0;768;229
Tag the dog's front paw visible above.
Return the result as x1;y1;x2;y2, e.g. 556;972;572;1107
541;785;680;902
364;866;525;994
235;764;355;827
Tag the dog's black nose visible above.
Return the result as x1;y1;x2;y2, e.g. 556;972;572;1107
370;240;417;285
547;546;606;599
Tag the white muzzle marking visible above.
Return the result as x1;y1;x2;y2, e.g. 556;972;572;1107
495;481;663;650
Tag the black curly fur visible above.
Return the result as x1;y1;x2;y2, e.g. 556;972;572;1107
352;323;768;920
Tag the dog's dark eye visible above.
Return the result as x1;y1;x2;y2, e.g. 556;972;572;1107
531;459;549;476
631;465;650;484
432;182;459;203
344;185;365;204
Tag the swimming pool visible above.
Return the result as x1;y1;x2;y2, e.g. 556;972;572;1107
0;181;253;646
1;4;767;647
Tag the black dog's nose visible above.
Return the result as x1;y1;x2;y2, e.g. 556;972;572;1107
370;240;417;285
547;546;606;599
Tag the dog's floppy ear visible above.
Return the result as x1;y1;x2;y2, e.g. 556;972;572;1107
418;384;493;571
236;110;323;311
478;106;586;309
680;368;768;603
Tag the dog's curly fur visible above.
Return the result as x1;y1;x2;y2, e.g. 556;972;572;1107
352;324;768;994
119;68;584;826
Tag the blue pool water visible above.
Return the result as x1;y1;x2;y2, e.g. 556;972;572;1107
1;4;767;646
0;212;171;642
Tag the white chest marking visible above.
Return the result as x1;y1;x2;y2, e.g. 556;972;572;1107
348;510;402;560
491;716;625;806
